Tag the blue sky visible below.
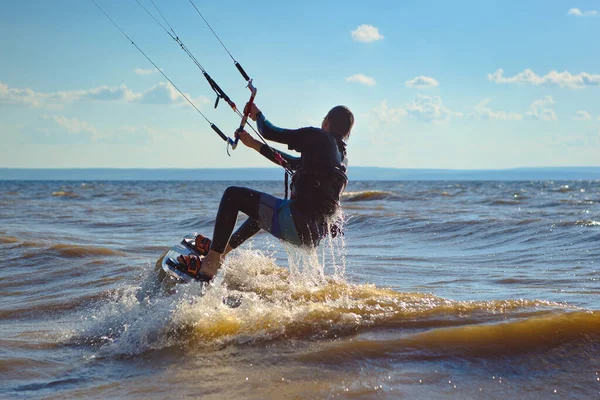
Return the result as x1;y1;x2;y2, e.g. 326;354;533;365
1;0;599;169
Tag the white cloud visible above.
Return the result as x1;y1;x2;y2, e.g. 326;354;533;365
365;101;407;145
345;74;376;86
77;85;141;102
405;94;462;124
372;100;407;123
351;24;384;43
0;81;208;109
548;129;600;147
525;96;557;121
573;110;592;120
567;8;598;17
27;116;169;145
369;96;461;125
139;82;185;104
139;82;210;109
0;81;51;108
405;76;439;89
470;99;523;121
134;67;159;75
488;69;600;89
22;115;100;144
44;115;99;137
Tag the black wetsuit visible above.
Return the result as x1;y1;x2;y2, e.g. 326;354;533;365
210;113;348;253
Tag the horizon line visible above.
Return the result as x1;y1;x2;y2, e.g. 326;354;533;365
2;166;600;171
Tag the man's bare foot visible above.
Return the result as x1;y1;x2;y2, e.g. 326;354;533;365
200;250;222;278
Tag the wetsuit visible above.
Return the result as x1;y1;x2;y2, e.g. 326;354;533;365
210;113;348;253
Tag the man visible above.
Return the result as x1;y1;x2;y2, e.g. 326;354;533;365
177;104;354;280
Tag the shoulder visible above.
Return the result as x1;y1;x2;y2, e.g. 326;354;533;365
287;127;327;151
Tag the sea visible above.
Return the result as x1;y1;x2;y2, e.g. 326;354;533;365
1;179;599;399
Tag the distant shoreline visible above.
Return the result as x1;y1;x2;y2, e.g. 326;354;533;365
2;167;600;181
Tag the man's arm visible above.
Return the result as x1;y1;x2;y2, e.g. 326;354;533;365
245;102;304;147
237;129;300;169
255;112;294;144
259;144;300;170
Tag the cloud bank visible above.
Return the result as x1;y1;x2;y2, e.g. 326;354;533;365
371;95;461;124
488;69;600;89
0;81;209;109
567;8;598;17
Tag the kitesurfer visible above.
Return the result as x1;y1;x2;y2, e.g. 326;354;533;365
178;104;354;280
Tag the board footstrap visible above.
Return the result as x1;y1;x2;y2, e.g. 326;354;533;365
181;234;212;256
165;257;212;282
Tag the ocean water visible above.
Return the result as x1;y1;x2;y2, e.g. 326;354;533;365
1;180;599;399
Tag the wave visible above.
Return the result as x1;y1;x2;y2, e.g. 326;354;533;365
51;191;79;198
559;199;598;206
301;310;600;362
0;235;20;244
0;292;112;321
553;184;575;193
0;357;64;383
13;242;127;259
49;244;126;258
488;199;521;206
342;191;394;202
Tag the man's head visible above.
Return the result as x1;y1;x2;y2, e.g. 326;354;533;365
322;106;354;140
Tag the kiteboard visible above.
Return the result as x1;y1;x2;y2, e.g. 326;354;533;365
159;233;243;308
161;232;212;284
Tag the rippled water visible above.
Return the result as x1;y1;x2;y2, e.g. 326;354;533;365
1;180;599;399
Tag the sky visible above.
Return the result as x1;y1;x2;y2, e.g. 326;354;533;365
1;0;599;170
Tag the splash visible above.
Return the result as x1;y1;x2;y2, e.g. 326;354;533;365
142;251;571;350
576;220;600;227
74;248;576;357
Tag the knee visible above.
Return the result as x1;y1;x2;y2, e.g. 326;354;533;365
222;186;243;201
221;186;251;208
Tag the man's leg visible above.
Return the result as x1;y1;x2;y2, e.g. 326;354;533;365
201;186;263;277
228;218;261;251
217;218;261;256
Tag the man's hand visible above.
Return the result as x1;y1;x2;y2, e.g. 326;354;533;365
244;102;261;121
237;129;262;151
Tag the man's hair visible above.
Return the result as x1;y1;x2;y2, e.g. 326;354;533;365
326;105;354;140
